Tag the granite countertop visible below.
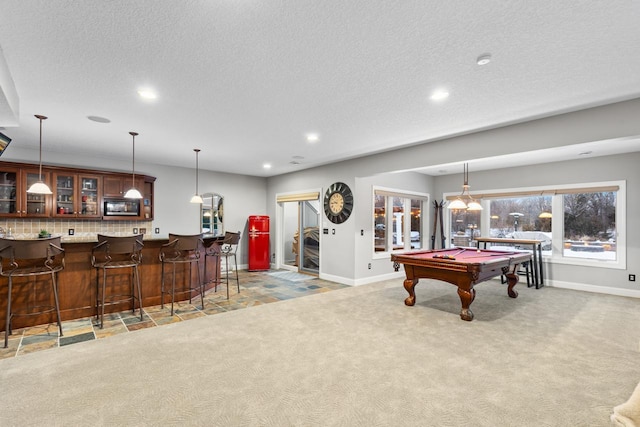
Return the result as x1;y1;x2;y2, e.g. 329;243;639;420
0;234;169;243
3;233;223;243
61;234;170;243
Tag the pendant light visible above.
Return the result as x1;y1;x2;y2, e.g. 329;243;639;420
447;163;482;211
190;148;203;204
26;114;53;195
124;131;143;199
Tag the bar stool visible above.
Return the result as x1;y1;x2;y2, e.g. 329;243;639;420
205;231;240;299
91;234;144;329
0;236;65;348
159;233;204;315
203;235;224;294
501;253;534;287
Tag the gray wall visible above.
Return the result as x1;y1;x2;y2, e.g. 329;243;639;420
435;153;639;292
4;97;640;295
266;98;640;294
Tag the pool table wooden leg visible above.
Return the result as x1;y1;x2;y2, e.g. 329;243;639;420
457;287;476;321
403;278;418;306
503;270;520;298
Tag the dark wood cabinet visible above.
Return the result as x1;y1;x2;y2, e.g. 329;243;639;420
0;166;53;217
22;168;53;217
0;165;20;217
103;175;126;197
0;161;154;220
53;172;102;218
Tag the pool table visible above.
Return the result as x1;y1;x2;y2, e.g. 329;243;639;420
391;247;532;321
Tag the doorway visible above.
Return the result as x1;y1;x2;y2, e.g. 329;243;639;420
277;192;320;275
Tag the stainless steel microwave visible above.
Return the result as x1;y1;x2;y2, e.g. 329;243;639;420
104;199;140;216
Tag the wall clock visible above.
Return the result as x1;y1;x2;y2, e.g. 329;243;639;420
324;182;354;224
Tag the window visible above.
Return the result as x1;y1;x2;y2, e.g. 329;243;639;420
485;195;552;251
445;181;625;268
450;209;481;247
563;191;616;261
374;188;427;253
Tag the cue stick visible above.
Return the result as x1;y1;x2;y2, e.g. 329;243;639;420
462;252;521;260
438;201;446;249
451;248;467;257
430;200;438;249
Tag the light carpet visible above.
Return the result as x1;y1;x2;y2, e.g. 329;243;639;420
1;278;639;426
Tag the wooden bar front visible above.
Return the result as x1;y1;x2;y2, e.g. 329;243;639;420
0;237;223;332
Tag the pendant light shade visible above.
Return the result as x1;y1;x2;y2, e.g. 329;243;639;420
447;163;482;211
190;148;203;204
124;131;143;199
26;114;53;195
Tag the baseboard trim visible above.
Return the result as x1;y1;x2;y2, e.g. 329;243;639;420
545;279;640;298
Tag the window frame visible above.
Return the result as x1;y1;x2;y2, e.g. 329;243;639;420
443;180;626;270
372;186;429;258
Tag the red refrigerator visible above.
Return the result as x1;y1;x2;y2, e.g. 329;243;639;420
248;215;270;271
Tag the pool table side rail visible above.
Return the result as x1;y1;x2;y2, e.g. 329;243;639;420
390;249;531;273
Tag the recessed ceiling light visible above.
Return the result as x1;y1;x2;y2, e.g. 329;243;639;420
306;133;319;143
476;53;492;65
430;90;449;101
292;155;304;160
137;89;157;100
87;115;111;123
263;163;272;169
579;151;593;156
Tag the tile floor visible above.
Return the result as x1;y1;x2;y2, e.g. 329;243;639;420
0;270;348;359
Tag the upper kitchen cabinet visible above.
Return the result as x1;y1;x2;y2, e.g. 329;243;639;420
53;172;102;218
0;165;49;217
0;161;153;220
0;165;21;217
103;175;144;198
22;168;53;217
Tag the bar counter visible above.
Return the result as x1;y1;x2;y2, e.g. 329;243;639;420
1;235;223;332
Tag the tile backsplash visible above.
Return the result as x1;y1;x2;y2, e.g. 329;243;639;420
0;219;154;240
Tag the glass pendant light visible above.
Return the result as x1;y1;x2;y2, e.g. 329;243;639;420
124;131;143;199
26;114;53;195
447;163;482;211
190;148;203;204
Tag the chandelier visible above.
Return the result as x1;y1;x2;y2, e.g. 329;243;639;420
447;163;482;211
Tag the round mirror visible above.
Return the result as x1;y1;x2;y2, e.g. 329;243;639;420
201;192;224;236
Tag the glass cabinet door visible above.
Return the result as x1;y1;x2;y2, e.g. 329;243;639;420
54;173;75;216
53;173;101;218
78;175;100;217
0;170;18;216
24;170;50;216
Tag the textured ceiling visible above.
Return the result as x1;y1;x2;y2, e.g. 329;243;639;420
0;1;639;177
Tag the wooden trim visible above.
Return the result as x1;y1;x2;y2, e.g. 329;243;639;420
277;192;319;202
445;185;619;201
